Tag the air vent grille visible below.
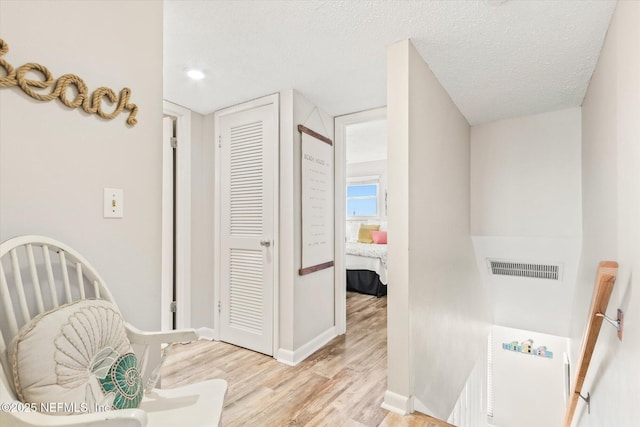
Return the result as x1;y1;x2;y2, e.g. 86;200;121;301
488;260;560;280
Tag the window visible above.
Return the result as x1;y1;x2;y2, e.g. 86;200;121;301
346;178;378;217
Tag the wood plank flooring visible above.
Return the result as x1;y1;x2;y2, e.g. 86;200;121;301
161;292;454;427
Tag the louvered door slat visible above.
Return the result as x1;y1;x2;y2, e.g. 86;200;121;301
229;248;263;334
229;119;263;238
230;159;262;168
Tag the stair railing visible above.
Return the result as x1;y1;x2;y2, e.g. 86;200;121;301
563;261;622;427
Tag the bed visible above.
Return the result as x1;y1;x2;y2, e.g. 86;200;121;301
345;242;387;297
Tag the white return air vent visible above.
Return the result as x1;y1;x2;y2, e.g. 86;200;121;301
487;259;562;281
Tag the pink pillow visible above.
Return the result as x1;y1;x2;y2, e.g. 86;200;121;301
370;230;387;244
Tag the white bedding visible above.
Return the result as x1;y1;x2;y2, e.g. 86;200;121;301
345;242;388;285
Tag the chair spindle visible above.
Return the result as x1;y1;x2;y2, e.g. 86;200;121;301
93;279;101;299
59;250;73;304
76;262;85;299
10;248;31;323
26;244;45;314
0;263;19;336
42;245;59;308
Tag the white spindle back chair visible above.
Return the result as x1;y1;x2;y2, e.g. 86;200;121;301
0;235;227;427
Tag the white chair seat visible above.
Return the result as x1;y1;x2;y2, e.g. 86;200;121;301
140;380;227;427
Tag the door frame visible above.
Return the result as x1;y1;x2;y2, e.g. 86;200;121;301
334;107;386;335
162;100;192;330
213;93;280;354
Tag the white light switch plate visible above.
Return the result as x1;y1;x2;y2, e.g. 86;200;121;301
104;188;124;218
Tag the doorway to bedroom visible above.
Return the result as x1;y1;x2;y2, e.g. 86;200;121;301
334;107;388;335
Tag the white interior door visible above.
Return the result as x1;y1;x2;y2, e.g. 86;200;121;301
218;101;276;355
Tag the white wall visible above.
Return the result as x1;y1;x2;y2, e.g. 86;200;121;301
471;108;582;238
278;90;335;361
292;91;335;349
0;1;163;330
570;2;640;426
472;236;581;337
190;112;216;329
470;107;583;337
385;39;492;419
491;326;568;427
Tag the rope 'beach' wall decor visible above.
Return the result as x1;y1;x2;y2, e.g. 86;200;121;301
0;38;138;126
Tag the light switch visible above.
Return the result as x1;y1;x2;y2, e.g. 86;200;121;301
104;188;124;218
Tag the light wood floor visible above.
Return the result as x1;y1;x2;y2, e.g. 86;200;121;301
161;292;454;427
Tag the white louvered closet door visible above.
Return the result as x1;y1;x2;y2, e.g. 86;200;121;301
219;103;275;355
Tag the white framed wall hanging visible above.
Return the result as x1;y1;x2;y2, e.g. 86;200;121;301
299;124;334;275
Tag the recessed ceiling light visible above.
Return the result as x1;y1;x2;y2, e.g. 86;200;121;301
187;69;205;80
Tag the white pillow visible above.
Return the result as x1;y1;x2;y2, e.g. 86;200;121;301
8;299;143;415
346;222;362;242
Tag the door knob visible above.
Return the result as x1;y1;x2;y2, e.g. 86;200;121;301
260;240;271;247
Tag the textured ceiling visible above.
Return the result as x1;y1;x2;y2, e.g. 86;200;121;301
346;119;387;163
164;0;616;125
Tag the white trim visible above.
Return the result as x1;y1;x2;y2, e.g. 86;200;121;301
162;100;192;330
334;107;387;335
213;105;221;341
347;175;380;183
275;349;296;366
196;327;217;341
275;326;337;366
213;93;280;353
271;95;280;358
381;390;414;415
161;117;174;333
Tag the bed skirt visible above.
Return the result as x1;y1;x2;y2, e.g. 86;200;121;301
346;269;387;297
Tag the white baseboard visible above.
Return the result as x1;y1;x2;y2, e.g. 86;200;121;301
196;327;217;340
276;326;337;366
381;390;413;415
275;348;296;366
